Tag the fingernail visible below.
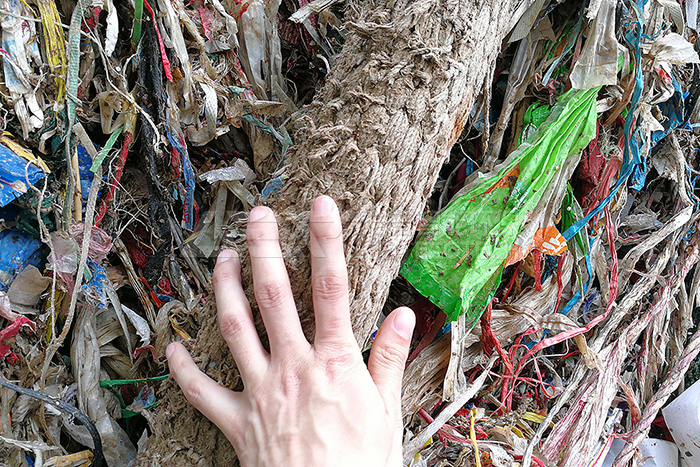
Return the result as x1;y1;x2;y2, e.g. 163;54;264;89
166;343;176;359
249;206;268;222
217;249;238;263
392;307;415;340
313;196;335;216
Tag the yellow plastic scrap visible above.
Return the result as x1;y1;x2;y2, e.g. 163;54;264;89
45;450;93;467
470;407;482;467
523;412;546;423
412;436;434;462
34;0;67;104
169;315;193;341
523;411;554;427
515;418;536;438
1;132;50;172
42;289;64;341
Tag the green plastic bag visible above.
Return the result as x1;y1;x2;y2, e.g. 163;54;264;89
401;88;599;324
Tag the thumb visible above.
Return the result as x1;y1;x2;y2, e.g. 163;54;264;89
368;307;415;407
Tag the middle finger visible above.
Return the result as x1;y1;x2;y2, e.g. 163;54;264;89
247;206;308;355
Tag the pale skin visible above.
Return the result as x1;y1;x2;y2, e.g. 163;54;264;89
166;195;416;466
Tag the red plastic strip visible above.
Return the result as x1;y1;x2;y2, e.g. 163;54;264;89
95;131;133;226
554;250;567;311
505;206;618;410
143;0;173;82
534;249;542;292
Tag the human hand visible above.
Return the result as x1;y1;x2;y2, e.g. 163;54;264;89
166;196;416;466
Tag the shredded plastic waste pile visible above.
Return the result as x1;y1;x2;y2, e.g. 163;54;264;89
399;1;700;466
3;0;700;466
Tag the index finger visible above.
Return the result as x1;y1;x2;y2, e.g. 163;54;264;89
167;342;243;439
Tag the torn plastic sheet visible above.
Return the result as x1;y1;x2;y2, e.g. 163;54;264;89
649;33;700;66
0;435;60;466
33;0;66;105
104;0;119;56
121;305;150;347
688;0;699;30
45;451;95;467
560;15;646;242
506;101;582;266
578;122;624;215
124;385;156;414
0;136;49;207
0;316;35;360
77;144;98;204
6;265;51;311
191;180;254;257
561;185;589;262
71;306;137;466
69;223;113;263
656;0;684;35
646;65;677;106
620;207;661;232
237;0;291;104
199;159;255;184
401;88;598;323
0;229;44;292
261;174;288;200
489;17;555;160
505;154;578;268
650;71;685;147
570;0;619;90
83;260;108;308
509;0;547;44
200;82;218;141
200;0;240;52
0;292;20;323
290;0;342;23
540;14;583;86
98;92;127;135
0;0;44;136
46;232;79;283
166;125;196;230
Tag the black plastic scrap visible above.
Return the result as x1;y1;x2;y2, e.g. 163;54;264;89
0;377;104;467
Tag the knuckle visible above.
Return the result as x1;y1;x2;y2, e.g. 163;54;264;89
247;239;283;260
255;281;291;309
184;380;207;407
319;350;358;380
218;312;248;341
312;273;347;303
212;269;237;286
169;355;189;377
246;230;266;248
373;344;406;369
246;225;278;249
320;315;348;335
280;372;302;398
311;220;342;240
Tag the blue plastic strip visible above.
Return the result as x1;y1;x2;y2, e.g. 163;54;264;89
0;142;46;208
0;229;43;291
562;14;645;242
166;128;195;230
